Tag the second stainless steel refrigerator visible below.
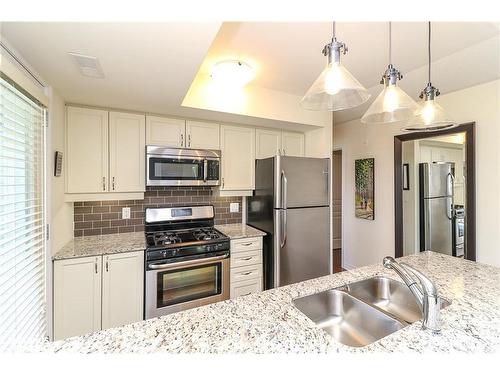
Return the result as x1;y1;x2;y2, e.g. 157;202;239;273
247;155;330;290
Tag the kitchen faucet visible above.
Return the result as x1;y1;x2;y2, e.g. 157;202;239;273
383;256;441;333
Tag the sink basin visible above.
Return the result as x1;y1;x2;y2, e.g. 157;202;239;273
293;289;405;348
345;276;451;324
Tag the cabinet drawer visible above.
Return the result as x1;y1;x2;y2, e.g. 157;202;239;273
230;249;261;268
230;263;262;283
230;278;262;299
230;237;262;253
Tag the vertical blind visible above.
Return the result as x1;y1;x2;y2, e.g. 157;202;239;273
0;73;47;351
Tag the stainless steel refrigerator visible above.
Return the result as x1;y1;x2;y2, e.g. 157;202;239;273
247;155;330;290
419;162;456;256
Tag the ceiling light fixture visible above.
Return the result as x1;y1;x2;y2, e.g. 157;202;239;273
402;22;456;132
210;60;255;88
361;22;418;124
300;21;370;111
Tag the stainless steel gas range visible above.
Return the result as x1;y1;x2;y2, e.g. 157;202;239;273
144;205;230;319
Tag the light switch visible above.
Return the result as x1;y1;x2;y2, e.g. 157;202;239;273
230;203;239;213
122;207;131;219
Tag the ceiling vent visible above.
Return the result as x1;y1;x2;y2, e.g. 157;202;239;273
68;52;105;79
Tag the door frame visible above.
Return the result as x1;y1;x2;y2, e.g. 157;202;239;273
394;122;476;260
332;147;344;271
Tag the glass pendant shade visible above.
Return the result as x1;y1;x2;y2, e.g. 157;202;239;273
402;97;456;131
361;81;418;124
301;61;371;111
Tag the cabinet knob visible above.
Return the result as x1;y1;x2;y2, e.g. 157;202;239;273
112;177;115;191
180;133;184;147
102;177;106;191
188;134;191;148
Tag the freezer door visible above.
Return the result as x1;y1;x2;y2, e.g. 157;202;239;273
274;156;329;208
420;162;454;198
274;206;330;287
422;197;453;255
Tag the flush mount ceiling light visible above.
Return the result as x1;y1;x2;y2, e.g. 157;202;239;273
210;60;255;88
402;22;456;132
361;22;418;124
301;22;370;111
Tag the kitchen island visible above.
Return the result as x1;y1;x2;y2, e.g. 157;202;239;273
41;252;500;353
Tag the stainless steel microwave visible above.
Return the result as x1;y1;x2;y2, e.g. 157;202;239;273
146;146;220;186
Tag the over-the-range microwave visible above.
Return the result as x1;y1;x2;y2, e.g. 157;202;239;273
146;146;220;186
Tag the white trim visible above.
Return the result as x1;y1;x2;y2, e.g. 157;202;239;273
0;42;49;106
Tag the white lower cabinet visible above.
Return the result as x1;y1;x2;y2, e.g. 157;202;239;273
230;237;263;299
101;252;144;330
54;251;144;340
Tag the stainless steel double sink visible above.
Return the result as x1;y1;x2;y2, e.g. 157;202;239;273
292;276;450;348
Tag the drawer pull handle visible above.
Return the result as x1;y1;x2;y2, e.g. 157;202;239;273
241;271;252;275
241;292;252;296
242;257;253;261
241;242;253;246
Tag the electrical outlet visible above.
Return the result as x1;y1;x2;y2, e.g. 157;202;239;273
122;207;131;219
230;202;239;213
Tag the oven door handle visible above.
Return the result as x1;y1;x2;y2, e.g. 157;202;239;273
148;254;228;270
203;159;208;182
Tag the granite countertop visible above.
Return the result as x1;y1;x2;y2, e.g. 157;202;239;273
39;252;500;353
53;232;146;260
215;223;266;239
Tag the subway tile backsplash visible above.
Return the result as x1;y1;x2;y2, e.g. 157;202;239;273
73;186;242;237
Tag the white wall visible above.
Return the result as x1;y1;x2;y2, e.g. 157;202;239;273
48;89;74;255
333;79;500;268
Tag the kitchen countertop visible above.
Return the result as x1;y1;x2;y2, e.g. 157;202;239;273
53;232;146;260
38;252;500;353
215;223;266;239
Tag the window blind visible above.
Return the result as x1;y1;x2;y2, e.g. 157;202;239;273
0;73;47;351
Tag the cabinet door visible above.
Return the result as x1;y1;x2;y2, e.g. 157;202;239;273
186;120;220;150
54;256;102;340
282;131;305;157
220;125;255;190
109;112;146;192
66;107;108;193
102;251;144;330
146;115;185;147
256;128;281;159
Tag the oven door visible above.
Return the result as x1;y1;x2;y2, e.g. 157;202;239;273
145;252;230;319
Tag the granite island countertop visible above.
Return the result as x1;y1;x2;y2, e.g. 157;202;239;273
39;252;500;353
215;223;266;239
53;232;146;260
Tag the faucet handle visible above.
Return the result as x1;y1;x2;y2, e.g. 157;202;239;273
400;262;438;297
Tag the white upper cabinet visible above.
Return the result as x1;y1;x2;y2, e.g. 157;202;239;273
66;107;109;193
109;112;146;192
146;115;185;147
185;120;220;150
256;129;281;159
220;125;255;191
101;251;144;330
282;131;305;157
54;256;102;340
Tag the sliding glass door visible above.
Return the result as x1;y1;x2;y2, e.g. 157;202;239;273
0;73;47;351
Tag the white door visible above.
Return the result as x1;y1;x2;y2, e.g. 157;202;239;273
101;251;144;330
54;256;102;340
109;112;146;192
66;107;108;193
256;128;281;159
186;120;220;150
220;125;255;190
282;131;305;157
146;115;185;147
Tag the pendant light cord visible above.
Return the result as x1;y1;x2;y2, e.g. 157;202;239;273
388;22;392;65
428;21;432;84
333;21;336;39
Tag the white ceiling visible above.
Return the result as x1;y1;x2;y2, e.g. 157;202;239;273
2;22;499;126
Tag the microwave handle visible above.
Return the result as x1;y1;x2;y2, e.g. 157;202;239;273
203;159;208;182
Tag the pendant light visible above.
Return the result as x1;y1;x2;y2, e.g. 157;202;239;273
361;22;418;124
300;22;370;111
402;22;456;131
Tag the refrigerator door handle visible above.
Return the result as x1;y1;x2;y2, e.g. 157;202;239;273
280;170;288;247
280;209;287;247
446;173;455;220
